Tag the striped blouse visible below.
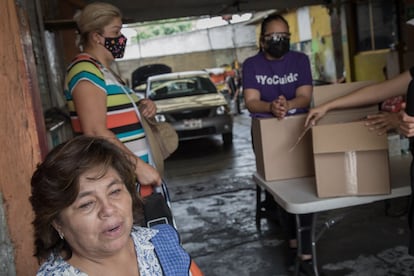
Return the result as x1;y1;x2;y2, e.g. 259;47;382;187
64;53;151;164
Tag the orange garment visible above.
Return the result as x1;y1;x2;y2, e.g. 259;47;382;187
140;185;154;197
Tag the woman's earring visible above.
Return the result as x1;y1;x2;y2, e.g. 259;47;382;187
58;231;64;240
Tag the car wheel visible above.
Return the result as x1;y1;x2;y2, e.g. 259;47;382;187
222;132;233;146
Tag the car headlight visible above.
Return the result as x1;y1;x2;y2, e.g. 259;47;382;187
155;114;166;122
216;105;226;115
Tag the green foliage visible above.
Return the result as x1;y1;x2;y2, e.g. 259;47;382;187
130;20;194;43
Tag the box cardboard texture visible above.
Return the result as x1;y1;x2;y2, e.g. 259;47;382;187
252;114;314;181
312;81;376;107
312;121;390;197
313;81;378;125
312;81;390;198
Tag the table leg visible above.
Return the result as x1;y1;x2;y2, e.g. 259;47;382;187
256;184;263;231
294;214;319;276
310;213;319;276
294;214;301;276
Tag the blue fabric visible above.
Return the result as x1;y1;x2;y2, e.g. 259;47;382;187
151;224;191;276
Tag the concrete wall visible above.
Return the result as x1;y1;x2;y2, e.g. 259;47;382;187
284;6;340;82
116;22;258;85
123;22;257;59
116;46;258;86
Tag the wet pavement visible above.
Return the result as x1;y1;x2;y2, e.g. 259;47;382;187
164;111;414;276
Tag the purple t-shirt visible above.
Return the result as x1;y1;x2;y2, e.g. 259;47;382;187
242;51;313;118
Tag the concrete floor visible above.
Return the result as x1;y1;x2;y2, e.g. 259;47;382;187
164;111;414;276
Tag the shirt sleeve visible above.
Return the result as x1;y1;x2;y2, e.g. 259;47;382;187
66;60;106;96
297;54;313;87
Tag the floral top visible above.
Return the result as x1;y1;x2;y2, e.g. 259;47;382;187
37;226;162;276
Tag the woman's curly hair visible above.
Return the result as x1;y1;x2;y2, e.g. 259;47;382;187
30;135;144;263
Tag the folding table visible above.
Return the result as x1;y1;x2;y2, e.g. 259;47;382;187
252;155;412;276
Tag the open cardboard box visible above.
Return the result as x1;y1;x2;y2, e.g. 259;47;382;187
312;121;390;197
311;81;390;197
251;81;386;188
252;114;314;181
313;80;378;125
313;81;376;106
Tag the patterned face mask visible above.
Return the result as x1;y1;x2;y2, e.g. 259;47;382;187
101;34;127;58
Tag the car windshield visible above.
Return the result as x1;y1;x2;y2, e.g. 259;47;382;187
148;76;218;100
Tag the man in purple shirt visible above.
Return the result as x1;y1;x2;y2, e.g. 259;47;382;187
242;14;315;275
243;19;313;118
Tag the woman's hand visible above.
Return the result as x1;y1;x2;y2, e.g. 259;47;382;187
364;112;399;135
139;99;157;118
135;158;162;186
305;105;328;127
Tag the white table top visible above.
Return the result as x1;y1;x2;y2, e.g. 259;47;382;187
253;155;413;214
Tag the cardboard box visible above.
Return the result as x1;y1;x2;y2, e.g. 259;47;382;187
313;81;376;107
313;81;379;125
252;81;382;185
316;107;378;125
312;121;390;197
312;81;390;197
311;81;390;197
252;114;314;181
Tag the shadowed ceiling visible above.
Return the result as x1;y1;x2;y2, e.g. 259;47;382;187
82;0;327;23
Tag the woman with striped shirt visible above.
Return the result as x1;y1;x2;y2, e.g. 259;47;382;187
64;2;161;193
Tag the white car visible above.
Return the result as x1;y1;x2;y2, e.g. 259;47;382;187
145;70;233;146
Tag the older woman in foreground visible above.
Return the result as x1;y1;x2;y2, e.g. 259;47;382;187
30;136;195;275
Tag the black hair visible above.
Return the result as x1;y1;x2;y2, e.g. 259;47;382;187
259;14;290;52
260;14;290;38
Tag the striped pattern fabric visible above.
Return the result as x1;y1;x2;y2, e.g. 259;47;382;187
64;53;150;163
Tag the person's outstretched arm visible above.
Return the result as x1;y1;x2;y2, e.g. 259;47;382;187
305;70;412;127
72;80;161;186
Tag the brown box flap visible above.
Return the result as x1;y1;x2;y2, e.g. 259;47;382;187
312;121;388;153
313;80;376;107
317;105;378;125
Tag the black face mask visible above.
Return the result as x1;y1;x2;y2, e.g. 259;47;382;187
264;38;290;59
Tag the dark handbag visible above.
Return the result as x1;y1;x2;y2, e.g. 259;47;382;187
138;180;175;228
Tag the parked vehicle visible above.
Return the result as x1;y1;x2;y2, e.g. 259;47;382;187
145;71;233;146
131;64;172;96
